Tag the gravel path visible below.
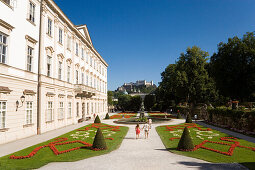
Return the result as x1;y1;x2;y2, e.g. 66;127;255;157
39;118;247;170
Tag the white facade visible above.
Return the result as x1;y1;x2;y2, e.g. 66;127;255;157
0;0;108;144
0;0;41;144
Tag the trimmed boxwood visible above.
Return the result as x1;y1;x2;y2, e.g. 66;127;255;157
177;112;182;119
94;115;101;123
177;127;194;151
105;113;110;119
186;114;192;123
92;128;107;150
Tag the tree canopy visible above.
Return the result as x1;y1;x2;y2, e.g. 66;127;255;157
158;46;218;108
210;32;255;101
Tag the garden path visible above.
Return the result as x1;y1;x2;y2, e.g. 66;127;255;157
39;117;246;170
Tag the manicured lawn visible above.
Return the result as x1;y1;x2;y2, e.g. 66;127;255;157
156;123;255;169
0;123;128;170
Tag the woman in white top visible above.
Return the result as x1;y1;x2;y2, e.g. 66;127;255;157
142;121;150;139
148;119;152;129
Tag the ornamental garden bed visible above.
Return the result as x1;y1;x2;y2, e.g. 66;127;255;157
156;123;255;170
0;123;128;170
110;113;137;119
148;112;176;120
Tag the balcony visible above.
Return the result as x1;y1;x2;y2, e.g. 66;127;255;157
74;84;96;98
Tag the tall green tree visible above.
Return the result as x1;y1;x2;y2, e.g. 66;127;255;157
118;94;131;111
157;64;178;110
144;94;156;111
210;32;255;101
130;95;142;112
157;46;218;110
175;46;217;104
107;91;113;105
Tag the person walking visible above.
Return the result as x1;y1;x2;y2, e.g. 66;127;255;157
148;118;152;129
142;121;150;139
135;124;140;139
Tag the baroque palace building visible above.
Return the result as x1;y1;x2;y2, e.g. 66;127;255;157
0;0;108;144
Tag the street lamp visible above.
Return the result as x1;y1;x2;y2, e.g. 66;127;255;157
16;95;25;111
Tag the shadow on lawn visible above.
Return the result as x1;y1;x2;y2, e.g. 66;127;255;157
154;147;176;152
124;137;136;140
176;161;247;170
240;162;255;170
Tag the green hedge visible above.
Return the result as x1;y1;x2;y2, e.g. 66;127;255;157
207;107;255;134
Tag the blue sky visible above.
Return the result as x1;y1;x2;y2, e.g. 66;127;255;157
54;0;255;90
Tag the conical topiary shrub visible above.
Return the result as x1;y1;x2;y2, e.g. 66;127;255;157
94;115;101;123
105;113;110;119
177;127;194;151
185;114;192;123
92;128;107;150
177;112;181;119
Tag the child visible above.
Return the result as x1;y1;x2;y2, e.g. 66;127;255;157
142;121;150;139
135;124;140;139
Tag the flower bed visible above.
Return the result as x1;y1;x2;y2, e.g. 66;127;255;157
117;112;136;115
149;112;166;115
9;123;122;160
0;123;128;169
110;113;136;119
156;123;255;169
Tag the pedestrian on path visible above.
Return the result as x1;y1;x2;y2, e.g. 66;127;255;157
148;118;152;129
142;121;150;139
135;124;140;139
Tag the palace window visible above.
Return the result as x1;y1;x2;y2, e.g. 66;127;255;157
58;61;62;80
0;101;6;129
76;43;78;55
28;1;35;23
26;101;32;124
67;66;70;83
68;102;71;118
76;102;79;117
59;28;63;44
81;73;84;84
86;75;88;85
27;46;33;72
67;36;71;50
81;48;84;59
47;101;53;121
58;102;64;119
76;70;78;84
47;18;52;36
47;56;52;77
0;32;8;64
